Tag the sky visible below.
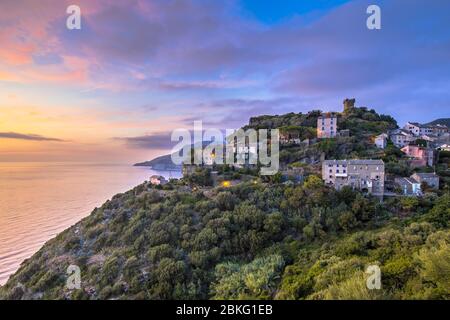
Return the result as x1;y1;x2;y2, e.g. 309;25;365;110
0;0;449;163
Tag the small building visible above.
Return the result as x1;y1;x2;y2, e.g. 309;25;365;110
317;113;338;138
322;159;385;195
420;134;437;144
437;143;450;151
280;132;301;145
150;175;168;185
375;133;388;149
281;166;304;183
401;145;434;167
389;129;415;148
411;172;440;189
404;122;434;137
431;124;449;136
337;129;350;137
395;177;421;196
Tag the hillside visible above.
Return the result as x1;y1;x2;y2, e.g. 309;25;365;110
247;106;398;167
136;105;399;171
426;118;450;127
1;105;449;301
0;177;448;300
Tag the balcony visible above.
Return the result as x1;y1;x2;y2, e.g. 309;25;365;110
335;172;348;177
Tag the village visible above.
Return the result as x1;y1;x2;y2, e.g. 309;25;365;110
148;98;449;200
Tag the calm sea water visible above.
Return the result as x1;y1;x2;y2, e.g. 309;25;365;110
0;162;181;285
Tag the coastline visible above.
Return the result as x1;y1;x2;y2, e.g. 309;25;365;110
0;162;181;286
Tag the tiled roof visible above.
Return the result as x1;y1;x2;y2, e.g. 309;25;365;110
396;177;419;185
323;159;384;165
413;172;438;178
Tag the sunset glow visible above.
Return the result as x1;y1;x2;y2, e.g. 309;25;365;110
1;0;450;163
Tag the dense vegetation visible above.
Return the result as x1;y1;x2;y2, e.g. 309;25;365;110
1;177;448;300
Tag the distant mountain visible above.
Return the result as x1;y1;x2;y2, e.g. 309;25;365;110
425;118;450;127
134;140;225;170
134;154;180;171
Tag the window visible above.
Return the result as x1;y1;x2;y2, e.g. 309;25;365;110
336;170;340;173
329;169;332;173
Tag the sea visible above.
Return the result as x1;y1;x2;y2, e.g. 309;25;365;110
0;162;181;285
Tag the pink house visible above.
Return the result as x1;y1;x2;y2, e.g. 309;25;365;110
401;145;434;167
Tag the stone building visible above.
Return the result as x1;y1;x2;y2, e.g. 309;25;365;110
343;98;356;114
411;172;440;189
322;159;385;195
395;177;421;196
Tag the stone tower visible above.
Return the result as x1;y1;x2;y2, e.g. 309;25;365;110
343;98;355;113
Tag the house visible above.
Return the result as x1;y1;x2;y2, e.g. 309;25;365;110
437;143;450;151
401;145;434;167
411;172;440;189
317;112;338;138
431;124;449;136
322;159;385;195
375;133;388;149
389;129;415;148
229;142;258;169
395;177;421;196
420;134;437;144
337;129;350;137
404;122;434;136
280;132;301;145
150;175;168;185
281;166;304;183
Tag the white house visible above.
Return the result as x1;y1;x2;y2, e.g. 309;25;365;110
395;177;421;196
317;113;338;138
150;175;168;185
404;122;434;136
375;133;388;149
389;129;415;148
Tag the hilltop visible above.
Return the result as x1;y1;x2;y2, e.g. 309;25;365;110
246;103;397;168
